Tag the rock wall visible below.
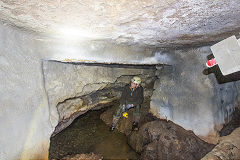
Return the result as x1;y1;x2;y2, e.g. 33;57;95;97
0;23;53;159
42;60;156;135
150;47;240;144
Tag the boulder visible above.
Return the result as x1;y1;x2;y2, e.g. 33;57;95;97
202;127;240;160
128;120;215;160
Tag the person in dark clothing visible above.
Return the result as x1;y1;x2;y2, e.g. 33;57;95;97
110;76;144;131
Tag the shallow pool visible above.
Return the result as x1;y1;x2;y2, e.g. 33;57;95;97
49;107;139;159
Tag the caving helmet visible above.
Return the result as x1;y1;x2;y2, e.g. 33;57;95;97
131;76;141;85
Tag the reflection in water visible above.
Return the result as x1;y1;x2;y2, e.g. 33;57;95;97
49;108;139;159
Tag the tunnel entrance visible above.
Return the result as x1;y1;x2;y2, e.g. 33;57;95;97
43;59;159;136
44;60;159;159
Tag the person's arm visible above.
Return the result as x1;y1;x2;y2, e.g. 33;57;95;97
120;85;127;105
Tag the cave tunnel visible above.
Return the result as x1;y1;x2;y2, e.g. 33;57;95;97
47;61;159;160
0;1;240;160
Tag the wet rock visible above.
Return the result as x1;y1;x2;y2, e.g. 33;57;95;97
202;127;240;160
128;120;214;160
51;153;103;160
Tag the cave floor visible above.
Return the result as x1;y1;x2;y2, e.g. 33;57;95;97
49;107;139;160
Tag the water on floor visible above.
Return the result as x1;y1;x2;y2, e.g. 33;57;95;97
49;107;139;160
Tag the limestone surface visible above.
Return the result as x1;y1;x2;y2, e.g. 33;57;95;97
0;18;53;160
150;47;240;144
0;0;240;47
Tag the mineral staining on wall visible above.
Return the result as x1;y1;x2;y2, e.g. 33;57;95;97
150;47;239;144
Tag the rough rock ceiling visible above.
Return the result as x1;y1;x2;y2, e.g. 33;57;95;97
0;0;240;47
